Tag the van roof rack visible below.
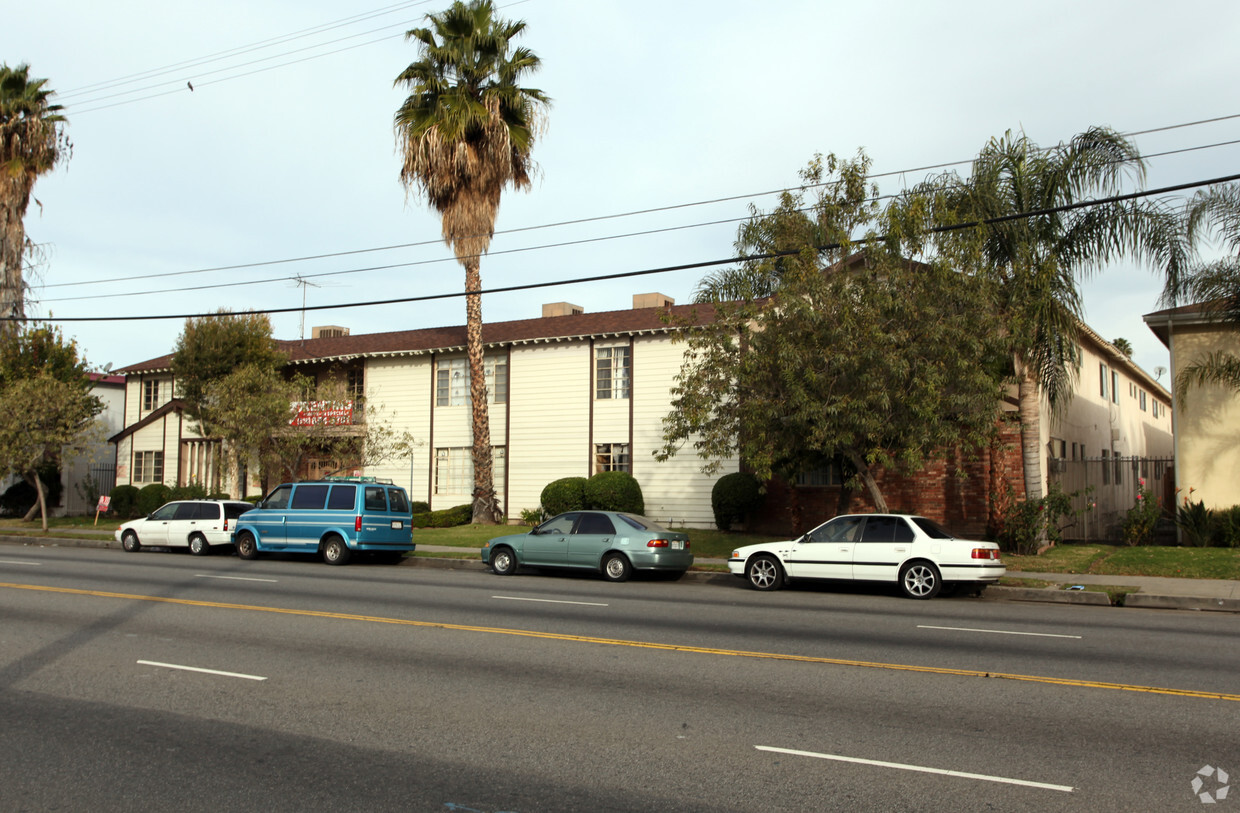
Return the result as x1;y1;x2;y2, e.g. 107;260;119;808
319;476;394;484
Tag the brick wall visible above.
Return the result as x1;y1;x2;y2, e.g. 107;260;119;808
749;420;1026;538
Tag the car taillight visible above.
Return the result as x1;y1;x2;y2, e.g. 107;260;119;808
972;548;1000;560
223;518;229;531
648;539;668;548
355;516;363;532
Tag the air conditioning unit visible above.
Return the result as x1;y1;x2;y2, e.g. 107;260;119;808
312;325;350;339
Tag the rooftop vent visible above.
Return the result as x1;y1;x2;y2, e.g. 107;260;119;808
633;292;674;309
542;302;584;317
312;325;350;339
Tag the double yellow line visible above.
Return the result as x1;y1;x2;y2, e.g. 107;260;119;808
5;580;1237;703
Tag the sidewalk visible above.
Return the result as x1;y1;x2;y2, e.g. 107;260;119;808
4;533;1238;613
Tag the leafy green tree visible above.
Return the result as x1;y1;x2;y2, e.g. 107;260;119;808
1172;183;1240;394
662;156;1006;512
394;0;549;524
919;127;1185;502
1;64;70;333
170;310;287;436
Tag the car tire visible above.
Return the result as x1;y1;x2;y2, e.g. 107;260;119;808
746;555;784;591
121;531;141;553
235;531;258;561
322;535;351;566
188;533;209;556
491;547;517;575
601;552;631;582
899;560;941;600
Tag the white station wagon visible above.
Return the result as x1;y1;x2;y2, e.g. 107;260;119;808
116;500;255;556
728;513;1005;599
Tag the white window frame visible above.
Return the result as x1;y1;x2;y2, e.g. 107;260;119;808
596;345;632;400
436;356;507;406
434;446;506;495
133;450;164;484
142;379;161;411
594;443;631;474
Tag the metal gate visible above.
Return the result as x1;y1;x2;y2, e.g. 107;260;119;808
1048;456;1174;542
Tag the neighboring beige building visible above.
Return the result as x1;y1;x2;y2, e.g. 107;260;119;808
1144;302;1240;510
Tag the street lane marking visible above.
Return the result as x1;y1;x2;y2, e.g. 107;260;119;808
137;660;267;681
0;560;40;566
4;581;1237;703
755;746;1075;793
492;596;609;607
918;625;1082;639
195;574;279;583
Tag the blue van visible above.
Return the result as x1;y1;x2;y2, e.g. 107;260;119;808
232;477;415;565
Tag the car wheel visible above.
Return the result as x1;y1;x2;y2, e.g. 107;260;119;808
121;531;141;553
746;555;784;591
899;560;941;600
188;533;209;556
235;531;258;561
491;547;517;575
601;552;631;582
322;535;351;566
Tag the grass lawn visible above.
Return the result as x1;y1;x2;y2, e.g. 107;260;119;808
1005;542;1240;581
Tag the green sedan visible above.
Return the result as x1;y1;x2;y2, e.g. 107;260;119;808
482;511;693;582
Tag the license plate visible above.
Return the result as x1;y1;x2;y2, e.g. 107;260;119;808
391;521;404;529
671;541;683;550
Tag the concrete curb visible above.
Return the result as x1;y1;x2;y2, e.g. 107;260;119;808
985;585;1111;606
1124;594;1240;613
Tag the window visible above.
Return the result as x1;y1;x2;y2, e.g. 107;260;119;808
142;380;161;411
577;513;617;535
436;356;508;406
1139;390;1147;411
364;486;388;511
1111;371;1119;404
796;461;843;487
347;367;365;400
594;443;631;473
133;451;164;483
1048;438;1066;459
327;485;356;510
596;346;632;399
860;516;914;543
1101;449;1110;485
434;446;506;495
263;485;293;509
1099;363;1108;399
291;485;329;509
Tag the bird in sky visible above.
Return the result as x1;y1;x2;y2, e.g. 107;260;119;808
187;81;194;91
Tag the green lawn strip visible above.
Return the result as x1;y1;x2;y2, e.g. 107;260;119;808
1003;543;1115;574
1089;546;1240;580
997;576;1055;589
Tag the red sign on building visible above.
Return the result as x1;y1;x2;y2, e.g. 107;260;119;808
290;401;354;427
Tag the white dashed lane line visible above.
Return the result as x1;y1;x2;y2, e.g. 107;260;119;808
137;660;267;681
492;596;609;607
195;574;279;583
0;560;41;566
918;625;1082;639
755;746;1075;792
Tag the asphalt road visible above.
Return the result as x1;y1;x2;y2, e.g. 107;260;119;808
1;545;1237;812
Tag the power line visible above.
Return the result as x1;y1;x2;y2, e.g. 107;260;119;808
38;134;1240;301
15;171;1240;325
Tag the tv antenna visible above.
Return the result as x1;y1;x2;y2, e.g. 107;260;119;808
291;275;321;340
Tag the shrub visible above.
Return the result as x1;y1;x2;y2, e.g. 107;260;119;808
541;477;588;516
519;507;545;526
585;471;644;515
1175;498;1214;547
410;504;473;529
711;472;763;530
169;483;208;502
1121;478;1163;546
207;492;232;501
109;485;140;518
135;483;172;517
0;481;36;517
994;483;1081;556
1211;505;1240;547
410;501;431;514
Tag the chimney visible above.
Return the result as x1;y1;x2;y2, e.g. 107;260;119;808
311;325;350;339
633;292;674;309
542;302;584;317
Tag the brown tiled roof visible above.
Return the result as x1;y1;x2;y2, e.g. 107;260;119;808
116;303;719;374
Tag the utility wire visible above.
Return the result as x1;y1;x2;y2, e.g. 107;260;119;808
39;135;1240;301
14;171;1240;325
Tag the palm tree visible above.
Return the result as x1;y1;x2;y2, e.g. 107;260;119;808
926;127;1185;503
394;0;548;524
1;64;69;334
1172;183;1240;393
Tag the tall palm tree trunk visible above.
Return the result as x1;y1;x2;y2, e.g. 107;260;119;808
464;257;499;524
0;180;32;333
1017;366;1043;503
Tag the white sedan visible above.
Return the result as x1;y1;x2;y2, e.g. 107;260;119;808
728;513;1004;599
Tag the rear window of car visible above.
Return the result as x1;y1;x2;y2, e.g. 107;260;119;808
327;485;356;510
291;485;329;510
364;487;388;511
387;488;410;514
224;503;252;520
912;517;954;539
617;514;666;532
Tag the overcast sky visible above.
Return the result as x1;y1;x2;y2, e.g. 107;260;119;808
9;0;1239;383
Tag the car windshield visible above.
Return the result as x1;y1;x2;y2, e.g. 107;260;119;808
912;517;954;539
805;516;863;543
